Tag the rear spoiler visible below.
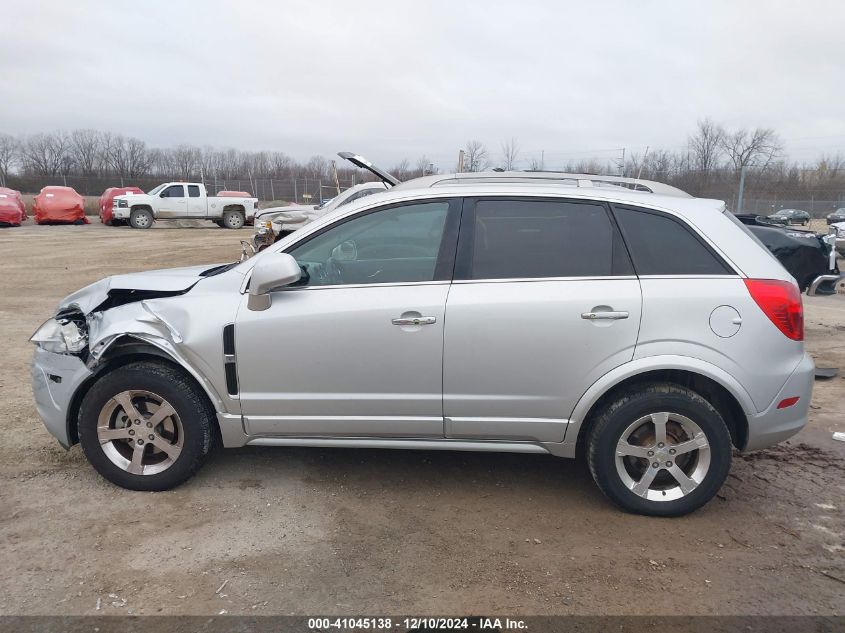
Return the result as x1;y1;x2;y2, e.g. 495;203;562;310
338;152;400;187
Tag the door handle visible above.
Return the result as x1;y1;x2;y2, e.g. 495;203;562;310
392;316;436;326
581;311;629;320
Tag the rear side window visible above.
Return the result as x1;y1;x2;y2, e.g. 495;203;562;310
461;199;632;280
613;205;732;275
188;185;200;197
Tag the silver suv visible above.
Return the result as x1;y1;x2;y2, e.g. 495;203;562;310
30;161;814;516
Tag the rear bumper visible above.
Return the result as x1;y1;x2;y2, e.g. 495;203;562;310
744;352;814;451
31;347;93;448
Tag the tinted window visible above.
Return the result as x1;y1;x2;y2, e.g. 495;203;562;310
464;199;630;280
614;206;732;275
288;201;450;287
187;185;200;198
162;185;184;198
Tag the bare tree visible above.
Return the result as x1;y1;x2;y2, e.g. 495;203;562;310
391;158;410;180
688;119;725;175
527;155;545;171
463;140;489;172
501;137;520;170
414;155;436;177
169;144;201;179
720;127;783;213
69;129;102;176
20;131;72;176
305;155;328;180
687;118;725;194
721;127;782;172
125;137;151;177
0;133;19;186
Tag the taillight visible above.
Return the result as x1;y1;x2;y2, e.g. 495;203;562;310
744;279;803;341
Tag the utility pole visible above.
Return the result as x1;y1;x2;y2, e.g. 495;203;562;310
330;160;341;195
457;150;465;173
736;164;747;214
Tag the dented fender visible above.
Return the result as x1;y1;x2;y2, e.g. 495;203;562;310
85;299;228;414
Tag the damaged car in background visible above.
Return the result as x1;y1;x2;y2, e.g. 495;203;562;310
251;181;389;252
249;153;398;253
734;214;840;295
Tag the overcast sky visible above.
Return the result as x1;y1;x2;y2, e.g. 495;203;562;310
1;0;844;170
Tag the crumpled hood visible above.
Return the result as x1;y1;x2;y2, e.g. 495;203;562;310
271;207;324;227
58;264;224;314
255;204;315;221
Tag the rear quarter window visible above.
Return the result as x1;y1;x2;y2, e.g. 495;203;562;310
613;205;733;276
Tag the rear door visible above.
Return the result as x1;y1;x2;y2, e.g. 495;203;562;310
185;185;206;217
442;197;641;443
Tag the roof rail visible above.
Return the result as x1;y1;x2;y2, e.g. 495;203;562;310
395;171;691;198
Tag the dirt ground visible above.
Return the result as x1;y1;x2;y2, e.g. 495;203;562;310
0;222;843;617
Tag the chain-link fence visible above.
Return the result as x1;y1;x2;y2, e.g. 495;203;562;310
7;174;845;216
3;174;359;205
732;198;844;218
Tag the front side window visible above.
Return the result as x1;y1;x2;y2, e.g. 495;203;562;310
187;185;200;198
287;201;451;287
460;198;630;280
614;205;732;275
161;185;185;198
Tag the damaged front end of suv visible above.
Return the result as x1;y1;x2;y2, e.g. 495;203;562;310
30;264;240;449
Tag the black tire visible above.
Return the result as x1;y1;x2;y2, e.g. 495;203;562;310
221;210;245;229
78;361;215;491
129;208;154;229
587;383;732;517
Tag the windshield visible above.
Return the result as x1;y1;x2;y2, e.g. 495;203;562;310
147;184;166;196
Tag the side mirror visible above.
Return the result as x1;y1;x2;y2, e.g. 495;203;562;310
248;253;302;311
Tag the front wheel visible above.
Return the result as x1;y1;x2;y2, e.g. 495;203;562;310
129;208;154;229
221;210;245;229
78;361;215;491
587;383;732;517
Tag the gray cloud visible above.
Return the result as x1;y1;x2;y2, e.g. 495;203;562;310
1;0;844;170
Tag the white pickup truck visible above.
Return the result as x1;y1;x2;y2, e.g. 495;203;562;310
112;182;258;229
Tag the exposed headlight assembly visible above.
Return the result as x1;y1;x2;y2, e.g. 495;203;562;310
30;317;88;354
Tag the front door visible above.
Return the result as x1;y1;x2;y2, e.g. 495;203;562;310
157;184;186;217
443;197;642;443
235;198;460;438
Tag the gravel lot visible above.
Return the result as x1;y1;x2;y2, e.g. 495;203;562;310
1;222;844;616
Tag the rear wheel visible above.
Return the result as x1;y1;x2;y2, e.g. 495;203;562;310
129;208;153;229
221;210;245;229
587;383;732;517
78;361;215;491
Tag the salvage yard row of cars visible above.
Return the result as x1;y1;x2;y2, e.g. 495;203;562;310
26;153;845;517
0;183;259;228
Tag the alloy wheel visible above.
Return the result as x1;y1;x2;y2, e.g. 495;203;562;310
96;390;183;475
614;412;711;501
